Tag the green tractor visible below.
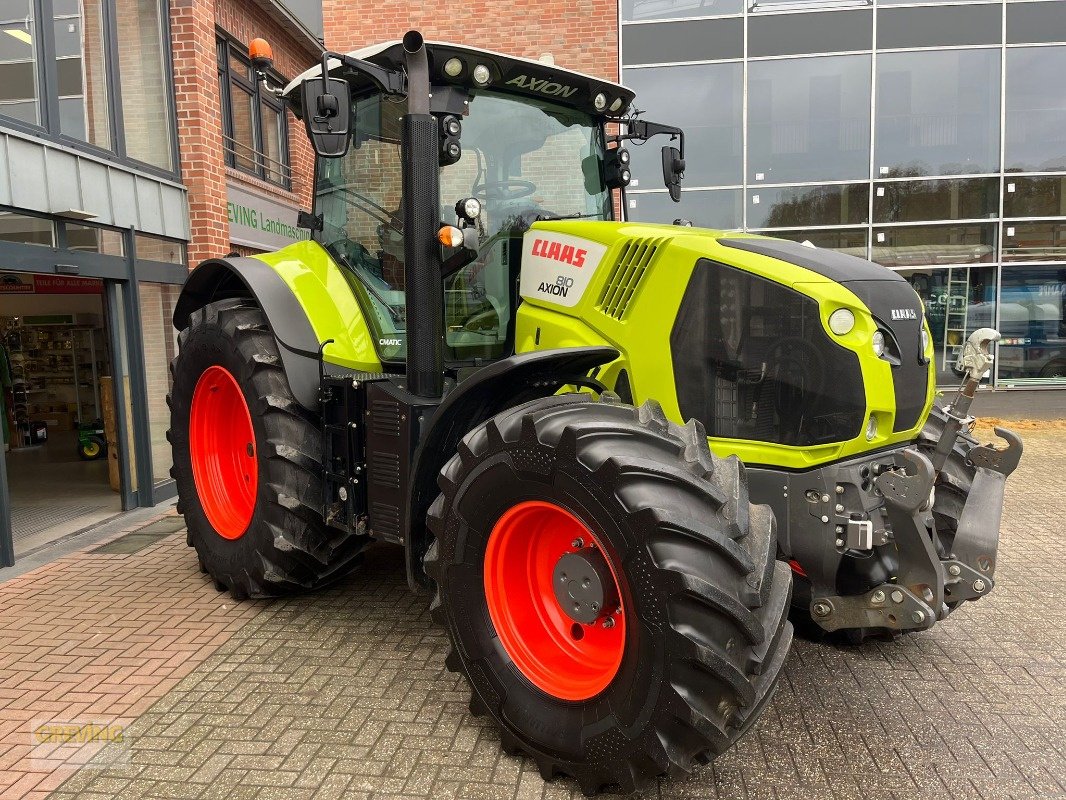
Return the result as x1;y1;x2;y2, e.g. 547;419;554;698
169;32;1020;793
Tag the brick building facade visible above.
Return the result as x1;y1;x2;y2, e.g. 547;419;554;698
171;0;320;267
321;0;620;84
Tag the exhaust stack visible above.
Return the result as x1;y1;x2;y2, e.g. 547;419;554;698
400;30;444;399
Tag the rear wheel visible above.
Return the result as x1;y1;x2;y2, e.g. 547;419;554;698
168;298;368;599
425;394;792;794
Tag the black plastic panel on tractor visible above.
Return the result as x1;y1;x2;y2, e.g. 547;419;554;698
364;380;438;546
670;260;867;449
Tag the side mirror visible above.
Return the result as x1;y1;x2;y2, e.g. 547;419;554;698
662;145;685;202
301;77;352;158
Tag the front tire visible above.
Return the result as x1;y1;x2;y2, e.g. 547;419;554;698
425;394;792;794
168;298;368;599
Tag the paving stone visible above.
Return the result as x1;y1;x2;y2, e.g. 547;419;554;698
0;435;1063;798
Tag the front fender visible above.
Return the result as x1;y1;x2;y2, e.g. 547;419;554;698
404;346;619;590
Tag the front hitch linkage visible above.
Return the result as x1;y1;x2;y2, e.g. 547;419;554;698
811;329;1022;633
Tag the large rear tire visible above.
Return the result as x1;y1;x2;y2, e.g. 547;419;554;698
425;394;792;794
168;298;368;599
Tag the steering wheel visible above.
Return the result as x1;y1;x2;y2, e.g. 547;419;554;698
472;179;537;202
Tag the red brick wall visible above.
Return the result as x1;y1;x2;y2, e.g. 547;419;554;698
171;0;320;268
321;1;620;83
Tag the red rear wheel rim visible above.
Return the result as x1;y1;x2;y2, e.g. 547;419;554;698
189;366;257;540
483;500;626;701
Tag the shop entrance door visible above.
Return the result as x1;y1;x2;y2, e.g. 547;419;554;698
1;271;128;557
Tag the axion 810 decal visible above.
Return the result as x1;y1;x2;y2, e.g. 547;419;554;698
519;231;608;308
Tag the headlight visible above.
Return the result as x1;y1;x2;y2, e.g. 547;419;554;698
456;197;482;221
472;64;491;86
872;330;886;357
866;416;878;441
920;326;930;354
443;57;463;77
828;308;855;336
593;92;607;112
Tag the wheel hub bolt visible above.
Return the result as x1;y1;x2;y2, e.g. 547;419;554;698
947;564;961;577
911;610;925;624
973;579;987;593
835;504;844;514
871;590;886;604
891;590;904;604
602;617;615;629
571;538;584;549
835;538;844;547
813;602;831;617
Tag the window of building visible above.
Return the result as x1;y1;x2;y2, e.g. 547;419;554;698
748;10;872;58
628;188;743;229
748;55;871;184
748;183;869;229
872;223;996;267
873;177;999;224
621;0;743;22
997;265;1066;383
0;210;53;246
54;0;111;149
1005;47;1066;174
115;0;172;170
877;5;1001;50
755;227;867;256
65;222;123;255
1006;1;1066;46
623;63;743;189
1004;176;1066;219
1003;222;1066;263
898;264;998;386
0;0;39;125
0;0;176;173
875;49;1000;178
134;233;185;265
217;36;291;187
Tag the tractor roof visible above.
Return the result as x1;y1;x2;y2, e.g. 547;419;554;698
283;40;635;119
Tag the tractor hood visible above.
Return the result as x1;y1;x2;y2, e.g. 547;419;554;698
282;41;635;120
514;220;936;469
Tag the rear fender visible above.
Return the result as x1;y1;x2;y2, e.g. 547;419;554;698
173;245;382;410
405;346;618;590
173;257;327;410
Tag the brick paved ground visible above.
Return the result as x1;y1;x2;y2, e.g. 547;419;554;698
1;431;1063;800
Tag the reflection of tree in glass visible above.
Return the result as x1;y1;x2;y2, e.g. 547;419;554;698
763;186;861;228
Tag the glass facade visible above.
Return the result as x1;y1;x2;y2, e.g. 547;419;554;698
621;0;1066;387
0;0;176;173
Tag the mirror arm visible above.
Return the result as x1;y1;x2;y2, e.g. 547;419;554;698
611;119;684;159
319;50;407;97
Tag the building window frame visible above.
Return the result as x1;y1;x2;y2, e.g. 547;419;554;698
0;0;180;180
216;33;292;189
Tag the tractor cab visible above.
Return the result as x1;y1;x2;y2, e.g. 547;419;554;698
279;41;677;367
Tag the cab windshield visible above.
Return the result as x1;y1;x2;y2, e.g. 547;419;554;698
316;89;610;363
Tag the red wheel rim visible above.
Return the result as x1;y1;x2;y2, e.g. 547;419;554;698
189;366;257;540
483;500;626;701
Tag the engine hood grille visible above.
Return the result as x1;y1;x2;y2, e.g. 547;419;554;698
841;279;929;432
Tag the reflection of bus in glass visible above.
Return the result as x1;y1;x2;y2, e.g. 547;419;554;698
996;272;1066;381
903;266;1066;382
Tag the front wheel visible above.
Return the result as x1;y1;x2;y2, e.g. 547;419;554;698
425;395;792;794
